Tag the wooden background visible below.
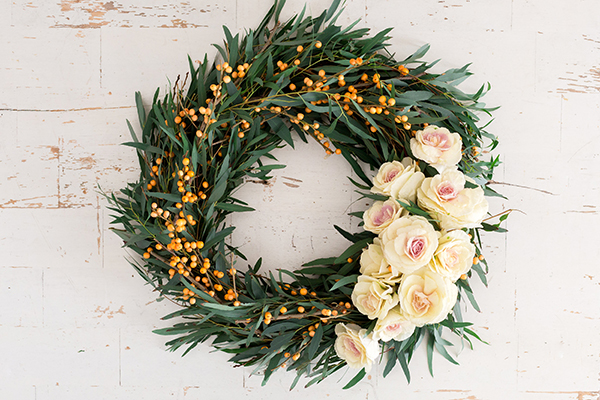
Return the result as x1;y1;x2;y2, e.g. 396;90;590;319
1;0;599;399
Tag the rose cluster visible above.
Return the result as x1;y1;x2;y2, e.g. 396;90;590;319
335;125;489;370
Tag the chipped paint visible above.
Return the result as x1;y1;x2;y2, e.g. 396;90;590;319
93;305;125;319
24;1;228;29
525;391;600;400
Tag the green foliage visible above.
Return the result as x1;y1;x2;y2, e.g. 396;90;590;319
105;0;505;389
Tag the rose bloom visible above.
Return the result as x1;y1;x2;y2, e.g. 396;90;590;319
371;157;425;202
373;306;416;342
417;167;489;230
359;239;402;284
380;215;440;275
334;323;380;371
363;198;405;234
398;268;458;326
351;275;399;319
430;229;476;282
410;125;462;171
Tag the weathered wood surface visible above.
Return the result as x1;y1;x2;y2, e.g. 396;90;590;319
1;0;599;398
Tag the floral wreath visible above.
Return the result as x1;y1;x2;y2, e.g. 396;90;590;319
107;0;508;389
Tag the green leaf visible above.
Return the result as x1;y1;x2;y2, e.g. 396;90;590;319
395;91;433;105
329;274;358;291
267;117;294;147
307;324;324;359
135;92;146;129
303;257;337;267
433;329;459;365
343;368;366;389
426;330;434;376
348;177;370;190
122;142;163;155
333;225;358;243
383;347;397;378
342;151;372;186
126;120;139;143
395;346;411;383
463;286;481;312
334;238;372;264
215;203;255;212
204;226;236;250
299;266;336;274
207;173;229;205
147;192;181;203
471;263;488;287
464;328;488;344
402;43;430;64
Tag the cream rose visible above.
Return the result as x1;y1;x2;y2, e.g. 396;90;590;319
417;167;489;230
371;158;425;202
373;306;416;342
380;216;440;275
363;198;404;234
334;323;380;371
359;239;402;284
351;275;399;320
410;125;462;171
430;230;476;282
398;268;458;326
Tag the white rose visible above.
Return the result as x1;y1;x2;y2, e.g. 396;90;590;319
410;125;462;171
334;323;380;371
417;167;489;230
430;230;476;282
351;275;399;320
373;306;416;342
398;268;458;327
359;239;402;284
380;216;440;275
363;198;405;234
371;158;425;202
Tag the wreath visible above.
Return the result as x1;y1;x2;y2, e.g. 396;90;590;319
107;0;508;389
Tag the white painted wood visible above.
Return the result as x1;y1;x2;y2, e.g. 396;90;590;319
1;0;599;398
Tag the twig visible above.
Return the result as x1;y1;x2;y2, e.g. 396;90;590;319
487;180;556;196
257;22;280;55
481;208;525;222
